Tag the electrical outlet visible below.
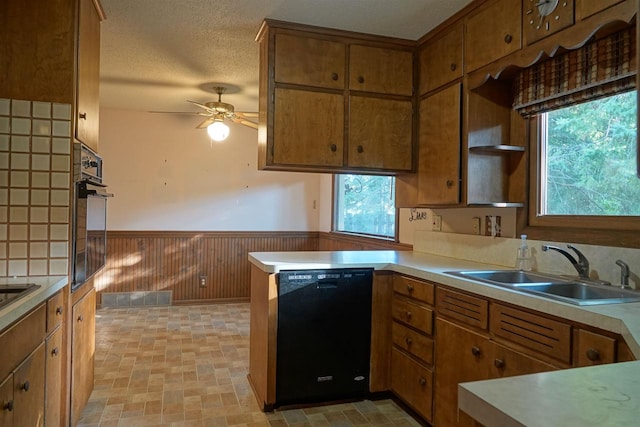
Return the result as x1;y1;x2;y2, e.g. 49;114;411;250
485;216;502;237
199;276;207;287
472;217;481;235
432;214;442;231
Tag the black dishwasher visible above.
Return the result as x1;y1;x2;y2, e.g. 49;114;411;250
276;268;373;406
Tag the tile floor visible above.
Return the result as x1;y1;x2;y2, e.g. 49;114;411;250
78;303;422;427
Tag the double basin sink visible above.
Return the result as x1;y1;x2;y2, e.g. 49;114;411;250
446;270;640;306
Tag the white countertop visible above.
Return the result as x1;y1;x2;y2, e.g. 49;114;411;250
0;276;68;331
249;250;640;426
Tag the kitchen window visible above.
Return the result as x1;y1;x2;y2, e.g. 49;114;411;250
538;91;639;217
334;174;396;238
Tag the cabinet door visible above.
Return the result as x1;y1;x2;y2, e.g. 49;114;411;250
491;342;558;378
574;329;617;367
348;96;413;171
274;33;345;89
390;347;433;421
0;374;13;426
71;288;96;426
46;290;65;334
272;88;344;167
419;22;463;94
349;45;413;95
464;0;521;72
417;83;461;205
434;318;491;427
14;342;46;427
576;0;623;20
76;0;101;151
45;327;64;427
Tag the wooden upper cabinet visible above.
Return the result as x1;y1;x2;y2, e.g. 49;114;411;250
576;0;624;20
348;96;413;171
417;83;461;205
273;88;344;167
349;45;413;95
464;0;522;72
274;33;346;89
419;22;463;94
76;0;104;152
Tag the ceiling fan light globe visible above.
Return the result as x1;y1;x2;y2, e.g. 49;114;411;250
207;121;230;141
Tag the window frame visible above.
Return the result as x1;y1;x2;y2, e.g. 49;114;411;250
331;174;399;241
524;114;640;247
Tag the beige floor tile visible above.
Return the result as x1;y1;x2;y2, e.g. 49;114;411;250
79;305;421;427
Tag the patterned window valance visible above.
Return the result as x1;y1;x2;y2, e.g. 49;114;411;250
513;26;636;117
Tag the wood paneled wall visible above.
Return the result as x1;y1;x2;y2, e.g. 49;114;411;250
95;231;411;305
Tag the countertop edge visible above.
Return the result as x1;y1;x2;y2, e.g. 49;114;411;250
0;276;68;331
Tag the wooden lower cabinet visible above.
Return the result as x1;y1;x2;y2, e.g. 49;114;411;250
14;342;46;427
434;316;559;426
71;288;96;426
45;327;64;427
0;374;14;426
391;347;433;421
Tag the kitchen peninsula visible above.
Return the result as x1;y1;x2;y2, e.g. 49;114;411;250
248;247;640;426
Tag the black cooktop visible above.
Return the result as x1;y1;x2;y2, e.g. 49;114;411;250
0;284;40;310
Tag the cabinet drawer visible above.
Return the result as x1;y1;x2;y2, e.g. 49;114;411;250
436;287;488;330
0;304;46;380
274;33;345;89
393;275;434;305
392;321;434;366
392;296;433;335
490;304;572;364
574;329;616;367
391;347;433;421
47;290;65;333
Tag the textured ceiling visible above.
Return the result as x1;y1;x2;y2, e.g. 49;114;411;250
99;0;472;114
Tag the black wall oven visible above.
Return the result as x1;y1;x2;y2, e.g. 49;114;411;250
72;144;113;291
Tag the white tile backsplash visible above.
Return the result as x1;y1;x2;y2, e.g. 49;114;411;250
2;98;72;275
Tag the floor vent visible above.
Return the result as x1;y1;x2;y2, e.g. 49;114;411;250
101;291;172;308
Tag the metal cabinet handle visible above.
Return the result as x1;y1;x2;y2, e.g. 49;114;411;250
56;306;63;315
357;145;364;153
494;359;505;369
331;72;339;81
446;180;454;188
419;377;426;386
3;400;13;412
471;346;481;356
52;347;59;356
405;311;412;320
405;337;413;346
21;381;30;392
406;284;414;293
504;34;513;44
586;348;601;361
77;315;84;322
330;144;337;152
79;112;87;120
450;63;457;71
357;76;365;84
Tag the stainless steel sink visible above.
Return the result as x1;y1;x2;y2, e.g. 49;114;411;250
448;270;559;285
513;282;640;305
0;283;40;310
445;270;640;305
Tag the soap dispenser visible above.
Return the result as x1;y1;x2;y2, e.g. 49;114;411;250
516;234;532;271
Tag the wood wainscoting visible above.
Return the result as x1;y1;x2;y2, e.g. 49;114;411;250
95;231;411;306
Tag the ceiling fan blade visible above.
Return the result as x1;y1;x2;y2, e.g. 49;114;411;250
232;117;258;130
235;111;259;119
148;110;208;116
187;100;214;112
196;117;215;129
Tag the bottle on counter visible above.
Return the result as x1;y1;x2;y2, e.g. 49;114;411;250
516;234;532;271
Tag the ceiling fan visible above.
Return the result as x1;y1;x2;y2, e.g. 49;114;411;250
157;86;258;141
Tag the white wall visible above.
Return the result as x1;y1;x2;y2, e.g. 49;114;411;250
99;108;322;231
